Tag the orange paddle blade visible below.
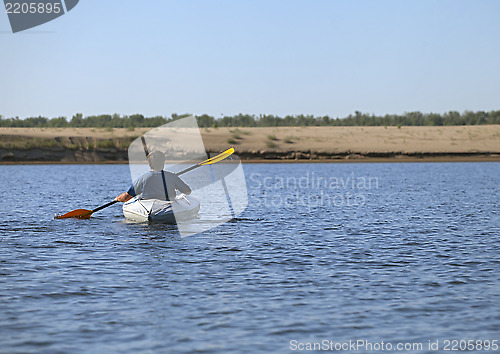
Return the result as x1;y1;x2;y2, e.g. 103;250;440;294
55;209;93;219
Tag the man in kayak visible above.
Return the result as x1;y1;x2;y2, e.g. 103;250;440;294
115;150;192;203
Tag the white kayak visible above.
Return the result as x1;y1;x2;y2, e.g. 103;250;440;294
123;194;200;224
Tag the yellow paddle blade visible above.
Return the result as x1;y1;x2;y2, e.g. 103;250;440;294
55;209;93;219
199;148;235;166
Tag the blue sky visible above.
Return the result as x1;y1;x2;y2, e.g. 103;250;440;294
1;0;499;119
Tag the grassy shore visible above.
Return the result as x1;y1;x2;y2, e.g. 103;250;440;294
1;126;500;163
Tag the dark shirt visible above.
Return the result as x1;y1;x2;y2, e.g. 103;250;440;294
127;170;189;201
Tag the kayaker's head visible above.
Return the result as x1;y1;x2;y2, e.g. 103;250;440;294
147;150;166;171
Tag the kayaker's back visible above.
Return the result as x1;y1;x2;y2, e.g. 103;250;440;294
134;170;188;201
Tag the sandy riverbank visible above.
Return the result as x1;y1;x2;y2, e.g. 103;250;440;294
1;126;499;163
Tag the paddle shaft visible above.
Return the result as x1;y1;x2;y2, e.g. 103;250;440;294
141;136;150;156
92;200;118;213
175;164;198;176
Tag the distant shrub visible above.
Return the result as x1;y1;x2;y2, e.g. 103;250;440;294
266;140;277;148
96;140;115;149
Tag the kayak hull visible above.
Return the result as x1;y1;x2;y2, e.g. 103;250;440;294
123;195;200;224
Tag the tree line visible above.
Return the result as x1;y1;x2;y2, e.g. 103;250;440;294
1;110;499;128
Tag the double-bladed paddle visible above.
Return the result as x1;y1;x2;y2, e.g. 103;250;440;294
55;148;235;219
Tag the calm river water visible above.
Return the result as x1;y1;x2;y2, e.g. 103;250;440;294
1;162;499;353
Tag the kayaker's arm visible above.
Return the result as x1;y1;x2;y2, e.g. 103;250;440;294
115;192;133;202
174;175;191;195
116;184;137;202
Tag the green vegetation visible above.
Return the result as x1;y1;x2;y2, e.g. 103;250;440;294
229;128;243;141
1;110;500;128
95;140;116;149
265;140;277;148
266;134;279;148
0;136;135;151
